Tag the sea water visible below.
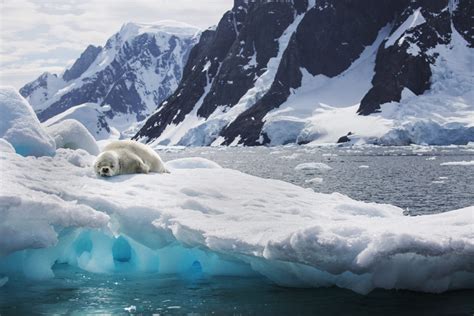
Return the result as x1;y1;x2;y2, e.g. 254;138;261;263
1;145;473;315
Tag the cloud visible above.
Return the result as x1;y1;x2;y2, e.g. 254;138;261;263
0;0;233;89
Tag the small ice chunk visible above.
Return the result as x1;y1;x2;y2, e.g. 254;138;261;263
440;160;474;166
124;305;136;312
359;165;369;169
0;276;8;287
305;177;323;184
295;162;332;171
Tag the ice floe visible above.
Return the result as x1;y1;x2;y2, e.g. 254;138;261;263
0;149;473;294
295;162;332;171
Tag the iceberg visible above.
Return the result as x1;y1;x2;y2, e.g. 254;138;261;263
0;87;56;157
0;148;473;294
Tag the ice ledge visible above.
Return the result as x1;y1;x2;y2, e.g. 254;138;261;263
0;149;473;294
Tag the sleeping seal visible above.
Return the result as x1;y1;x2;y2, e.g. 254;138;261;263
94;140;168;177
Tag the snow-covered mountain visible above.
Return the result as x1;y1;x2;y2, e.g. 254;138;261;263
20;20;200;138
134;0;474;146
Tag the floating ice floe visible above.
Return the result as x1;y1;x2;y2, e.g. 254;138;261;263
295;162;332;171
305;177;323;184
0;149;473;294
440;160;474;166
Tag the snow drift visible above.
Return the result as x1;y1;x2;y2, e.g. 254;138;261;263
0;148;473;294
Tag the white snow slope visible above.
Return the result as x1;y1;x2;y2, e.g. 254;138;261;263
0;146;473;293
264;23;474;146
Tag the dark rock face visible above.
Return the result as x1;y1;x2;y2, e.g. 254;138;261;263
62;45;102;82
357;0;454;115
21;23;198;125
131;0;473;145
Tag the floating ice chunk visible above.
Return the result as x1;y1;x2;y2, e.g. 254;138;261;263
0;138;15;153
295;162;332;171
0;276;8;287
0;151;473;294
124;305;137;312
426;156;437;160
440;160;474;166
165;157;222;170
305;177;323;184
45;119;100;155
359;165;369;169
0;86;56;157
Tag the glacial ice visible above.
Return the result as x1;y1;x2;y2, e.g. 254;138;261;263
45;119;100;155
0;86;56;157
0;147;473;294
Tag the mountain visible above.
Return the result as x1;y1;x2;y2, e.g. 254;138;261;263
20;20;200;138
134;0;474;146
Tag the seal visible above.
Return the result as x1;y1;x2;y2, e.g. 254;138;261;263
94;140;168;177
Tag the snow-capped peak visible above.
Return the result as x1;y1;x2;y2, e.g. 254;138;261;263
117;20;200;44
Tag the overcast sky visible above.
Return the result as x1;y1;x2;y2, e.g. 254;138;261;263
0;0;233;89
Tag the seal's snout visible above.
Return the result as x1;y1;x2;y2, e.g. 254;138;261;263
99;167;112;177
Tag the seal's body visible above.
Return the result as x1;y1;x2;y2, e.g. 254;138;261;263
94;140;168;177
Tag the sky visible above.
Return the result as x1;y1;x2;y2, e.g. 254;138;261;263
0;0;233;89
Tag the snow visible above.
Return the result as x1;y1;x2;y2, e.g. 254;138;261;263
157;8;309;146
45;119;100;155
0;86;56;157
0;149;473;293
263;26;393;145
440;160;474;166
265;23;474;146
165;157;222;170
43;103;112;140
295;162;332;171
0;138;15;153
25;21;200;139
385;8;426;48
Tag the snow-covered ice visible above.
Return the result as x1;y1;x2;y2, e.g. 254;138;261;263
43;103;113;141
0;87;56;157
0;138;15;153
45;119;100;155
0;148;473;294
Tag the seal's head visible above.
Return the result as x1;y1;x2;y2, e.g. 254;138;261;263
94;151;119;177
